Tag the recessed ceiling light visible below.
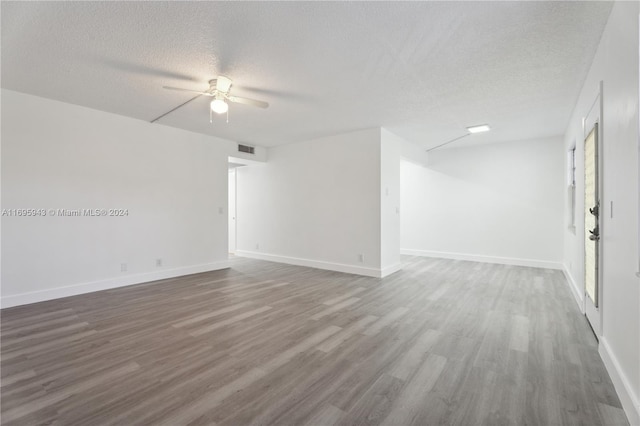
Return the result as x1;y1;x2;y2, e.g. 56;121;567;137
467;124;491;133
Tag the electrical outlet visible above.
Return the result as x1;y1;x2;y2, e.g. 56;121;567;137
358;254;364;263
156;258;162;267
120;263;127;272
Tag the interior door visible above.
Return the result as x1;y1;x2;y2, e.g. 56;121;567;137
584;123;600;337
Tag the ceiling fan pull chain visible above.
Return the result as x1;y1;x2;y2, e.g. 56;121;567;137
226;110;229;124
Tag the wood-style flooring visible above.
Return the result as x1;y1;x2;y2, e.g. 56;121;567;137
0;256;629;425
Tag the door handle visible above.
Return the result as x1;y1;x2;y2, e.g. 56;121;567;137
589;227;600;241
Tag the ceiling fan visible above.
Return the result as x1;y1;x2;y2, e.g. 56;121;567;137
151;76;269;123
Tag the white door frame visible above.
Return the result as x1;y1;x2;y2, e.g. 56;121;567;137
637;13;640;281
228;169;237;255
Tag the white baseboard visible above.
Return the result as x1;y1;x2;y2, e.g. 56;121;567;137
562;263;585;313
381;263;402;278
400;249;563;270
235;250;389;278
599;338;640;426
1;260;230;309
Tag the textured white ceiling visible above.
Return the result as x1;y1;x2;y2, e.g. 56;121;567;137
1;1;612;149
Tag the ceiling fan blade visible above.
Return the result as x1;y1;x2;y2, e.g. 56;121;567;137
162;86;213;96
150;94;203;123
227;95;269;109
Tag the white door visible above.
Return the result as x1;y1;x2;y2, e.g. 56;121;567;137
228;169;236;254
584;123;601;337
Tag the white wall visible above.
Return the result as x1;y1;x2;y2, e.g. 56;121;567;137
380;129;401;275
235;128;392;277
562;2;639;423
400;137;564;269
1;89;243;308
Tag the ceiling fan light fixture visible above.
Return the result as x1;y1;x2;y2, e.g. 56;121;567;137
210;98;228;114
155;76;267;124
466;124;491;134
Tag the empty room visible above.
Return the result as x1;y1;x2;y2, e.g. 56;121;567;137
1;1;639;425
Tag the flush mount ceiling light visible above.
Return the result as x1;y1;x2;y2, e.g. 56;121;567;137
427;123;492;152
466;124;491;133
